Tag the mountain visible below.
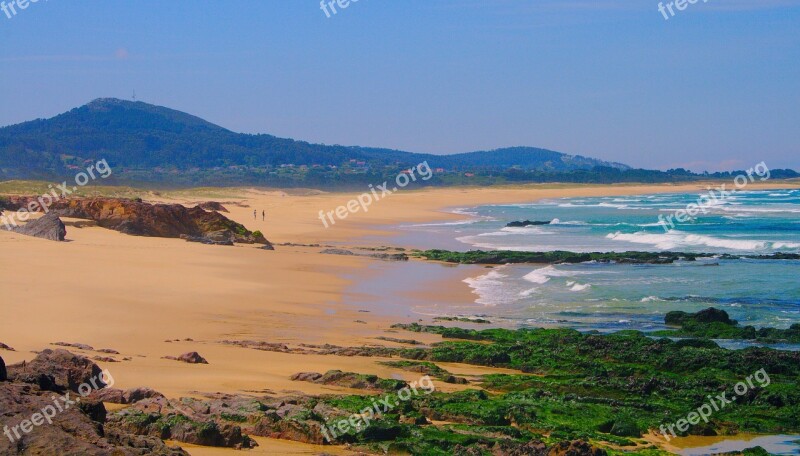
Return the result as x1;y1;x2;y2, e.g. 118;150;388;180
0;98;629;185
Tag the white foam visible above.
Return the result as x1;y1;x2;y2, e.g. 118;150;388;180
462;269;509;307
570;283;592;292
523;265;576;284
606;230;768;251
773;242;800;249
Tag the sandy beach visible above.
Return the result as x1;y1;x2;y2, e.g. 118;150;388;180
2;181;799;455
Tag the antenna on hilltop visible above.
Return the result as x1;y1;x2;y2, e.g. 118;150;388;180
132;90;137;101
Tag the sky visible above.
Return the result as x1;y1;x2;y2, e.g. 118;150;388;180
1;0;798;172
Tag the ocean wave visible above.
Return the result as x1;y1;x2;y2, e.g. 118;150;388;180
606;230;769;251
523;265;577;284
569;283;592;292
462;269;509;307
550;218;588;225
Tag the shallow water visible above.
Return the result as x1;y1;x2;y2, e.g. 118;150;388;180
394;190;800;334
674;434;800;455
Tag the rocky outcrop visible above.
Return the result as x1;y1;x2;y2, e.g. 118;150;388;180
91;387;164;404
290;370;407;391
163;352;209;364
0;350;188;455
506;220;551;227
0;356;6;382
108;395;257;449
7;349;107;393
10;213;67;241
2;197;271;246
196;201;229;212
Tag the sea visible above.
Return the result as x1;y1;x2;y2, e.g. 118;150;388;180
394;189;800;337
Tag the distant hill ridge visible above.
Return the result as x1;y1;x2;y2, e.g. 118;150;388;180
1;98;796;187
0;98;626;177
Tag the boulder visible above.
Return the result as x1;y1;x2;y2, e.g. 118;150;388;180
11;213;67;241
7;349;107;393
0;356;6;382
506;220;551;227
124;387;165;403
289;372;323;382
196;201;229;212
164;352;209;364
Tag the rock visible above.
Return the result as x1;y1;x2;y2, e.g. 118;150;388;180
290;372;323;382
506;220;551;227
197;201;229;212
368;252;409;261
375;336;422;345
11;213;67;241
108;398;256;449
53;341;95;351
93;356;120;363
124;387;165;403
0;342;14;351
164;352;209;364
91;387;165;405
97;348;120;354
0;356;188;455
547;440;607;456
0;356;6;382
320;248;356;256
290;370;407;391
3;196;271;246
92;387;126;403
7;349;107;393
665;307;736;326
180;234;234;246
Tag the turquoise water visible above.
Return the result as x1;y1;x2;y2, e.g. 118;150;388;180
398;189;800;334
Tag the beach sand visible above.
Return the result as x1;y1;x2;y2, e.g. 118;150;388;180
2;181;798;454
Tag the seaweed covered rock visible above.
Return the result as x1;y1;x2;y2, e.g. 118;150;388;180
665;307;736;326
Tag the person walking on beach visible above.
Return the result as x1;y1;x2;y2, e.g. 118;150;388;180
262;210;265;221
253;210;256;220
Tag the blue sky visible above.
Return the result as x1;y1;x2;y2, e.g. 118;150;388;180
1;0;798;171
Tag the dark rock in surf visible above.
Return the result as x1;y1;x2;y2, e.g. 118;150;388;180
506;220;551;228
